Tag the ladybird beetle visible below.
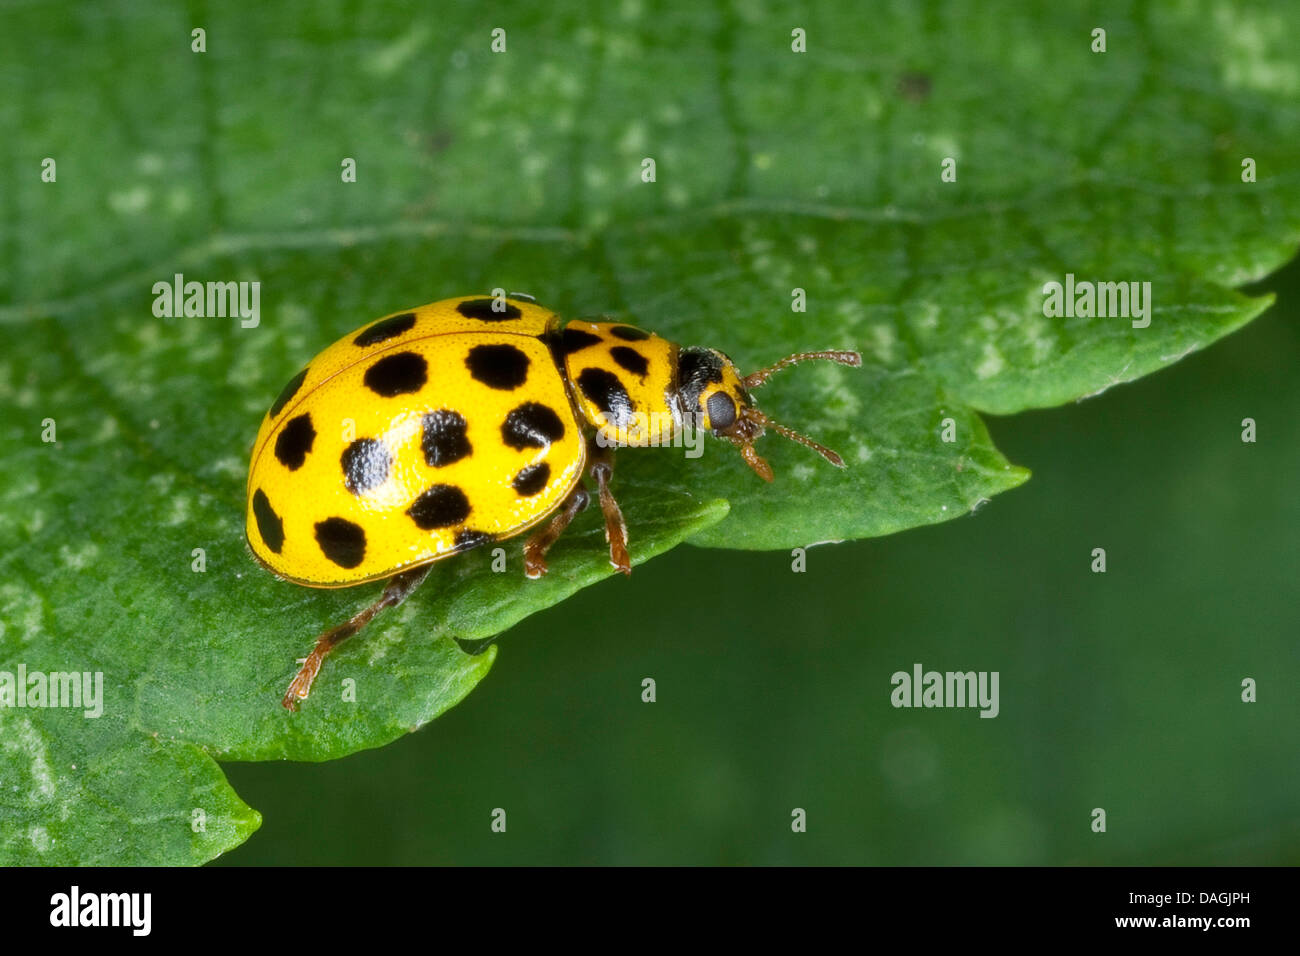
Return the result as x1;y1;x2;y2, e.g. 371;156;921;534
246;294;861;709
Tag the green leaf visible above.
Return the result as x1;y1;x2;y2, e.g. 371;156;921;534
2;0;1298;863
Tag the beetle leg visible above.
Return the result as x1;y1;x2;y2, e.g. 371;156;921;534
588;451;631;576
281;564;431;710
523;485;590;579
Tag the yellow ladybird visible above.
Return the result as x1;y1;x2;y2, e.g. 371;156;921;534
246;294;861;709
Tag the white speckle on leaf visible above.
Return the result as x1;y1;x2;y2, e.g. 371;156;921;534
134;323;160;349
483;72;508;103
208;456;245;480
618;123;646;154
1021;313;1056;362
136;153;164;175
554;68;582;100
605;34;639;61
522;153;549;178
363;24;430;77
226;347;268;392
914;301;940;331
929;134;960;161
4;718;56;801
108;186;150;215
277;303;309;340
92;416;118;443
60;541;99;570
834;299;866;327
166;188;192;215
165;496;192;526
869;324;897;363
1215;7;1299;93
0;583;44;642
655;102;683;124
29;826;51;852
975;343;1005;379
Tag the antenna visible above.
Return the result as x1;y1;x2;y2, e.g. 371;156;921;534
743;349;861;390
747;409;846;467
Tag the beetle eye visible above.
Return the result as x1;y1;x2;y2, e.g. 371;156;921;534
706;391;737;430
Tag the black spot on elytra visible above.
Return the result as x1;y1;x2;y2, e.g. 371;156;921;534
269;367;308;418
562;327;602;354
707;391;737;430
512;462;551;496
577;368;634;427
454;529;495;552
456;298;522;321
610;346;649;378
609;325;650;341
252;489;284;554
354;312;416;347
363;351;427;397
465;343;530;390
421;409;471;467
341;438;391;495
315;517;366;568
407;484;472;529
274;413;316;470
501;402;567;449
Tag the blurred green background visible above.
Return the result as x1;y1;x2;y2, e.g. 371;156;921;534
220;260;1299;866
